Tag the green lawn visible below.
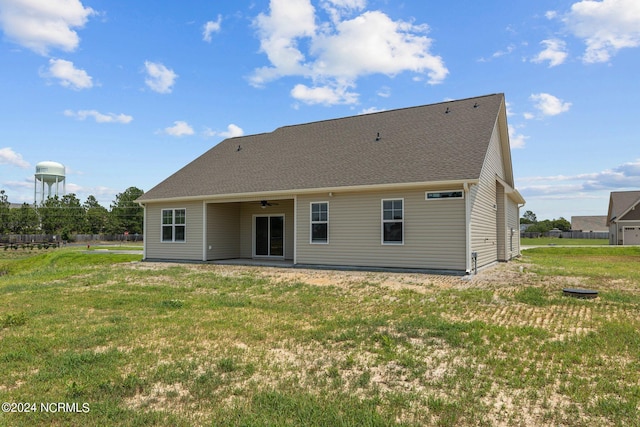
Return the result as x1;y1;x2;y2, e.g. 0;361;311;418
1;247;639;426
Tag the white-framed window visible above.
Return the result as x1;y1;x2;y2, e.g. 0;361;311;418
310;202;329;244
426;190;464;200
162;208;186;242
382;199;403;244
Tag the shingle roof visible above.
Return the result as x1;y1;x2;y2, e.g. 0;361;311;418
607;191;640;224
570;216;608;232
138;93;506;202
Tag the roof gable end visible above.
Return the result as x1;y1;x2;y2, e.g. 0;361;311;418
607;191;640;224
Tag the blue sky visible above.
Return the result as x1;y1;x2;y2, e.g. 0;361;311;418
1;0;639;220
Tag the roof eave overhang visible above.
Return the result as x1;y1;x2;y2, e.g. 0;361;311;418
496;175;526;205
136;179;481;205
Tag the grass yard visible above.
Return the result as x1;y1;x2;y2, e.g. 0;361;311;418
0;247;639;426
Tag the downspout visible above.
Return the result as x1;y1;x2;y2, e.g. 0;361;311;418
138;202;147;260
464;182;473;274
293;196;298;265
517;202;526;256
202;201;207;261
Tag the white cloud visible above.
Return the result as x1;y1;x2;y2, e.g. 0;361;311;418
530;93;572;116
251;0;447;105
0;147;30;168
0;0;95;55
563;0;640;63
204;123;245;139
64;109;133;123
220;124;244;138
505;101;515;117
478;44;518;63
508;125;528;149
359;106;385;115
144;61;178;94
44;58;93;89
291;82;358;105
251;0;316;87
582;159;640;189
519;159;640;197
532;39;568;67
376;86;391;98
203;15;222;42
163;121;194;137
312;11;447;82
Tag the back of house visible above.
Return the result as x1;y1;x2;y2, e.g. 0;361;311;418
137;93;524;273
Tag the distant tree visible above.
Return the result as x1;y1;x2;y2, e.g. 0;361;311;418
38;196;64;235
84;196;109;234
38;194;86;238
552;217;571;232
60;194;86;238
521;210;537;224
110;187;144;234
0;190;10;234
10;203;39;234
527;220;553;233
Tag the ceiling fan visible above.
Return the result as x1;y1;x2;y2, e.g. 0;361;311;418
256;200;279;208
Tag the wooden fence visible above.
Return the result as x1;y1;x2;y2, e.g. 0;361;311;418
521;231;609;239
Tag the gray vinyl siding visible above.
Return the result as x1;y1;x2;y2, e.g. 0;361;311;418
207;203;241;260
296;188;466;271
144;201;204;261
609;223;617;245
496;183;506;261
470;123;505;268
239;199;295;260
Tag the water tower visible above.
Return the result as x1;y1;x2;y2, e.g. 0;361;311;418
34;161;66;204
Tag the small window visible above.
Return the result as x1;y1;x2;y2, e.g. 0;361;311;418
382;199;403;244
310;202;328;243
426;190;464;200
162;209;186;242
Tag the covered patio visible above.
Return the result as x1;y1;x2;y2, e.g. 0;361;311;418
204;198;295;262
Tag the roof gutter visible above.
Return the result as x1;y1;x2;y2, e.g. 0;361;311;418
135;179;481;205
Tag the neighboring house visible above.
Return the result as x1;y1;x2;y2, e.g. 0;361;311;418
570;216;608;232
607;191;640;245
137;93;525;274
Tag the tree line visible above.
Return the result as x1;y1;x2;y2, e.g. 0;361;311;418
0;187;144;241
520;210;571;233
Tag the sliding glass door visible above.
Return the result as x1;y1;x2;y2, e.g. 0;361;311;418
254;215;284;257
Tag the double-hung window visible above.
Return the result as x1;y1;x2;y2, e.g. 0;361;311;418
382;199;403;244
310;202;328;243
162;209;186;242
